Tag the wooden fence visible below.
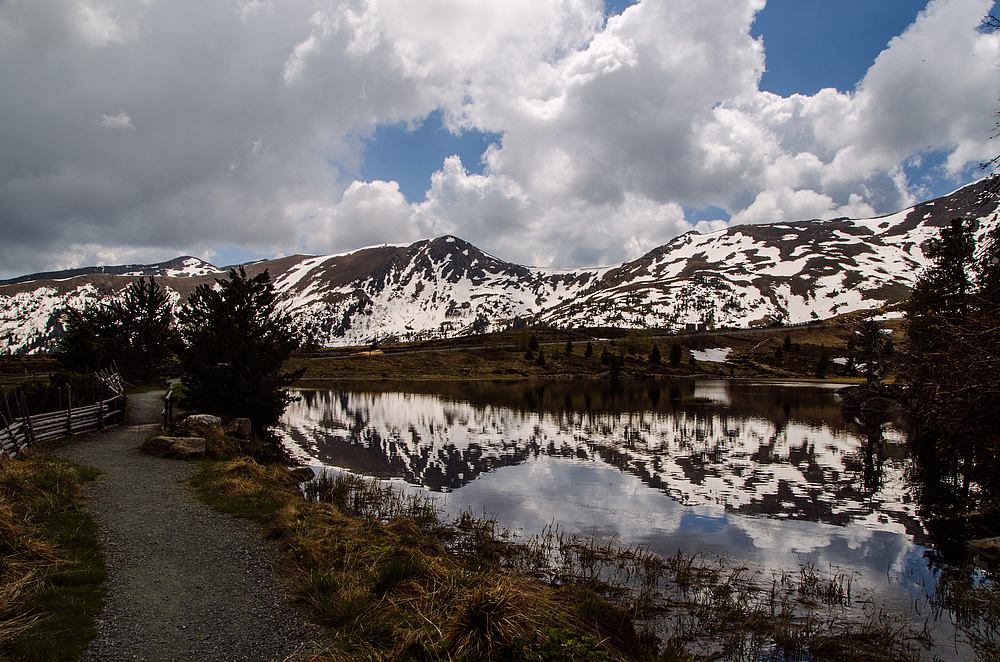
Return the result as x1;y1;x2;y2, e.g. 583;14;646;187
0;372;125;457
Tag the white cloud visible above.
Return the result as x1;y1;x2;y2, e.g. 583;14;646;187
0;0;998;279
301;179;418;253
95;111;135;130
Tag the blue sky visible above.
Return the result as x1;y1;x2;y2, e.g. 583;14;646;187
1;0;998;276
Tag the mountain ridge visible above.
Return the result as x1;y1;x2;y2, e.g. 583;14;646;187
2;179;997;354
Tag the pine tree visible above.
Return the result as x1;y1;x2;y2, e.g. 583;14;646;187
178;267;303;430
902;217;1000;494
57;276;177;383
649;344;661;364
905;218;977;366
117;276;179;383
584;341;593;357
815;349;829;379
669;342;682;367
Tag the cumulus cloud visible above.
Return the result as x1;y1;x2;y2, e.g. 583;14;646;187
0;0;997;279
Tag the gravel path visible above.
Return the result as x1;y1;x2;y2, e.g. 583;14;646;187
56;391;323;662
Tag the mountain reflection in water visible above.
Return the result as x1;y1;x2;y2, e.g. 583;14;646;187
278;379;932;585
279;379;918;535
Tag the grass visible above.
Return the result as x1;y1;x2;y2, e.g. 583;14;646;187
0;451;106;662
928;564;1000;661
188;458;938;662
288;323;884;384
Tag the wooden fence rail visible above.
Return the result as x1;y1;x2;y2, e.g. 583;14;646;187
0;373;125;457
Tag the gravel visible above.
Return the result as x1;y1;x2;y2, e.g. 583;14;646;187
56;391;323;662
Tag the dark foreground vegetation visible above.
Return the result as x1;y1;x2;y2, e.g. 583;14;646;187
0;451;104;661
189;456;947;662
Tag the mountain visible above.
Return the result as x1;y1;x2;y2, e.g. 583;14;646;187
0;256;221;287
2;179;998;354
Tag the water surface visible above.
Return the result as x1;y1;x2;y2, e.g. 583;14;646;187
275;378;969;654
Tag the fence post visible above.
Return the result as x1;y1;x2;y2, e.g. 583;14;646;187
3;392;14;428
99;383;105;430
67;384;73;435
17;391;35;447
162;390;173;430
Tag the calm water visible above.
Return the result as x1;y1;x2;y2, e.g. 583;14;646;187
275;378;975;655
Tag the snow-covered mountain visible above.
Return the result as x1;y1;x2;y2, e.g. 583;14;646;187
0;256;221;287
2;179;997;354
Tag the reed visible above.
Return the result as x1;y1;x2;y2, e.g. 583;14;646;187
192;460;953;661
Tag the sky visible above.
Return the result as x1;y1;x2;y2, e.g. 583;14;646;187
1;0;998;279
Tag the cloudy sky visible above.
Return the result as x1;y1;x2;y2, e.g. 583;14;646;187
1;0;998;278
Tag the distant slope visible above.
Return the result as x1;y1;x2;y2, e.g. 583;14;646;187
1;179;997;354
0;256;221;287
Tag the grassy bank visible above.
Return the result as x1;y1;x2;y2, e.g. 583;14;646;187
189;457;935;662
0;452;105;662
289;323;880;383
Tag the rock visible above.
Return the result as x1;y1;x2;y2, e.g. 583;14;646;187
143;436;207;459
285;467;315;483
224;417;252;440
967;537;1000;561
183;414;222;434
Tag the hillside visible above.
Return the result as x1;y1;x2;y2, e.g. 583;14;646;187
1;179;997;354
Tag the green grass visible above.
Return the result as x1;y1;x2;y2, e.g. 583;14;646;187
0;453;106;662
186;457;299;522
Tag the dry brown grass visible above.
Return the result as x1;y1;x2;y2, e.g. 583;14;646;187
0;452;104;661
191;459;955;662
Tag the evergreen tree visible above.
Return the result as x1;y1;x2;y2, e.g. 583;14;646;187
57;276;176;383
902;217;1000;494
528;334;539;351
669;342;682;367
565;340;573;356
649;344;661;364
609;354;623;380
905;218;977;366
536;347;546;367
600;346;610;365
584;341;593;357
178;267;304;430
856;319;889;391
815;349;829;379
117;276;179;383
57;307;115;375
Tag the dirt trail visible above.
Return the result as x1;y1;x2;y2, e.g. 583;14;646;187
56;391;320;662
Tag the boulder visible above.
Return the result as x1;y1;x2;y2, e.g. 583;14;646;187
183;414;222;434
967;537;1000;561
224;417;252;440
143;436;207;459
285;467;315;483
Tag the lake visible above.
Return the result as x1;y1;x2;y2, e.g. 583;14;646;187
275;378;984;658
